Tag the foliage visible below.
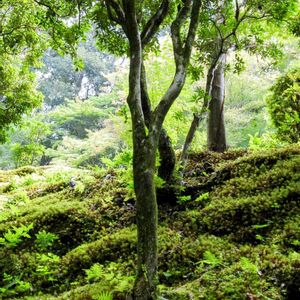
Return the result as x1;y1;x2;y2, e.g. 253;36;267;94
48;95;116;139
38;39;115;108
35;230;59;250
267;68;300;143
0;223;33;248
94;291;113;300
0;55;43;142
85;262;134;293
0;0;84;142
0;273;31;298
248;132;287;151
35;252;61;282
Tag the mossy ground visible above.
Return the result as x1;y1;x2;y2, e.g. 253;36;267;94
0;146;299;299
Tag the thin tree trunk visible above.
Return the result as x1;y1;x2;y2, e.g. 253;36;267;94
207;54;227;152
180;51;227;170
180;62;216;165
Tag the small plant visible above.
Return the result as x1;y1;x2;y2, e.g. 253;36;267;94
35;253;61;282
195;192;209;202
85;263;105;282
85;262;134;293
154;175;165;189
202;251;223;268
239;257;259;274
22;175;35;186
248;132;286;151
177;195;191;204
35;230;59;250
94;291;113;300
0;273;31;297
74;181;85;193
0;223;33;248
11;191;30;205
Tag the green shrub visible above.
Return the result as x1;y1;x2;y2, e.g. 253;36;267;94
267;69;300;143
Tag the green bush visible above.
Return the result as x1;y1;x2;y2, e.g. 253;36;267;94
267;69;300;143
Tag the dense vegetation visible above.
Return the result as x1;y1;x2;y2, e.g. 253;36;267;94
0;0;299;299
0;146;299;299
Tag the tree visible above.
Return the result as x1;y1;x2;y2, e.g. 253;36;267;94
0;56;43;142
93;1;201;297
38;38;115;108
10;118;51;168
0;0;83;142
35;0;201;297
181;0;299;161
0;0;44;141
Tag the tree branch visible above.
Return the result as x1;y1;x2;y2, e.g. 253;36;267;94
140;62;152;127
183;0;202;64
141;0;170;48
121;0;145;135
235;0;240;21
104;0;126;25
33;0;72;18
170;0;193;62
153;0;202;132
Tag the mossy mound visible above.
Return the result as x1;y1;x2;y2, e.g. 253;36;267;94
0;146;299;299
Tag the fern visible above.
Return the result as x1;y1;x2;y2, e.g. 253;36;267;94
0;223;33;247
239;257;259;274
85;263;105;282
95;291;113;300
202;250;222;267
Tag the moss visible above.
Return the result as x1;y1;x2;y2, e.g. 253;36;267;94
281;216;300;251
61;227;136;278
191;149;300;242
158;231;237;285
0;146;299;299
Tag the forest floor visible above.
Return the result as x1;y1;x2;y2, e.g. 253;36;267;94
0;146;299;300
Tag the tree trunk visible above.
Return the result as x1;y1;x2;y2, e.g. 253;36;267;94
180;62;216;165
207;54;227;152
181;114;201;163
157;128;176;183
133;138;158;299
121;3;158;297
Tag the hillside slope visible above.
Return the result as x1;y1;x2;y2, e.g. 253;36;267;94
0;146;299;299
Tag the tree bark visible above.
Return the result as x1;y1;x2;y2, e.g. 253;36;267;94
133;139;158;299
120;2;158;298
157;128;176;182
207;54;227;152
180;50;227;172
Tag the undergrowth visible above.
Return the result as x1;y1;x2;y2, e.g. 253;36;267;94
0;146;299;299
